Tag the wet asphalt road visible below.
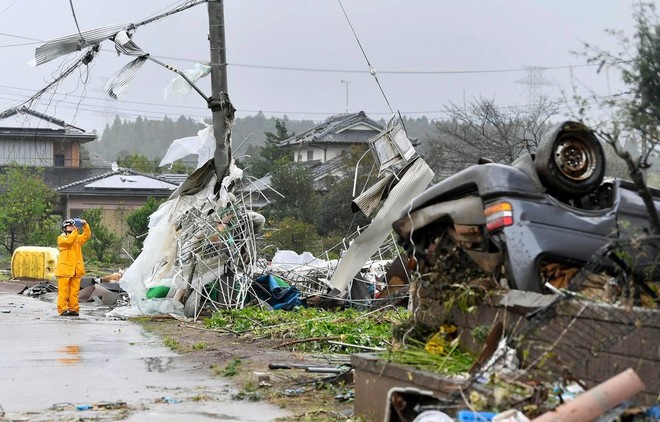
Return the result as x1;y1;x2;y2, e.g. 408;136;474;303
0;291;291;421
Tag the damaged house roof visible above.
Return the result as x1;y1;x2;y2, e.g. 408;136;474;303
0;106;96;143
277;111;383;147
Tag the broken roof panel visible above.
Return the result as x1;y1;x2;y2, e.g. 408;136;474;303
112;30;145;56
0;106;86;132
33;23;129;66
105;56;148;99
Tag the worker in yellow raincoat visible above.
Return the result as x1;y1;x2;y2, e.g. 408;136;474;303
55;218;91;316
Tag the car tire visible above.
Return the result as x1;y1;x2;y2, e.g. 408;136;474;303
535;121;605;197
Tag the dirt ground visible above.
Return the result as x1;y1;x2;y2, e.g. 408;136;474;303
137;317;356;422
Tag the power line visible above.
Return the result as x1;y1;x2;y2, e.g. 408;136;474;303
68;0;84;41
0;41;41;48
0;81;633;122
227;61;602;75
0;0;21;16
0;30;607;75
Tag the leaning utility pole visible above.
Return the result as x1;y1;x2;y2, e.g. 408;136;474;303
208;0;232;182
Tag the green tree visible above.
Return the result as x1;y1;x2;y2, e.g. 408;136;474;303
126;197;164;256
268;161;320;225
578;1;660;233
265;217;322;256
247;119;294;178
117;153;157;173
29;215;62;248
81;208;121;263
0;165;58;254
316;145;372;236
167;162;191;174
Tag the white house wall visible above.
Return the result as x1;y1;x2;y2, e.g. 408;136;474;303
295;145;348;163
336;122;378;132
0;139;53;166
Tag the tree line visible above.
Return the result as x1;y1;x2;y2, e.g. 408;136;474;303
86;112;438;171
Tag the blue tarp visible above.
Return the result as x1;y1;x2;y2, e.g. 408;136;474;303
253;274;304;310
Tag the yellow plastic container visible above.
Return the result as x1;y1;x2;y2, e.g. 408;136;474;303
11;246;59;281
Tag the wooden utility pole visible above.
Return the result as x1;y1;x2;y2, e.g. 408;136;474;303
207;0;230;181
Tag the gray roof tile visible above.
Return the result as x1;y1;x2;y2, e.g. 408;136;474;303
278;111;383;147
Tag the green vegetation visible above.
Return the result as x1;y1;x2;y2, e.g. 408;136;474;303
81;208;121;264
245;118;294;179
232;377;261;401
205;307;409;353
126;196;165;256
263;217;323;258
192;341;207;350
382;338;474;375
268;162;319;225
189;394;212;402
0;165;59;254
162;336;180;351
222;357;242;377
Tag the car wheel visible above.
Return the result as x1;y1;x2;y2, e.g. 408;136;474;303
535;121;605;197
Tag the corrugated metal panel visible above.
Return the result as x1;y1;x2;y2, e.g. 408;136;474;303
351;173;396;217
328;157;434;294
112;30;145;56
34;23;129;66
0;139;53;166
105;56;148;99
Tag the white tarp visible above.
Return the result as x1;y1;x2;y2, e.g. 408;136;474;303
159;125;215;170
108;176;218;318
163;62;211;99
271;250;336;275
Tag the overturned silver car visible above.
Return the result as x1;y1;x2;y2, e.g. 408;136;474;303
393;121;660;293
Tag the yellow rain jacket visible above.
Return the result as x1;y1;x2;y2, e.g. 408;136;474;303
55;223;91;277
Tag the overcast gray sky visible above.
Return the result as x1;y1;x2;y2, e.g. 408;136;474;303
0;0;652;134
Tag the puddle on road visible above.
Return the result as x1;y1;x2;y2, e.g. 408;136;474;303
56;345;81;365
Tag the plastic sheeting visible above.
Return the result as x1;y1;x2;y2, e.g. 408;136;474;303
159;125;215;170
108;173;219;318
271;250;335;274
163;62;211;99
252;274;303;310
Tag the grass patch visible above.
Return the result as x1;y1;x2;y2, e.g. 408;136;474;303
232;377;261;401
223;357;242;377
162;336;180;351
190;394;212;402
205;307;409;353
192;341;207;350
232;389;262;401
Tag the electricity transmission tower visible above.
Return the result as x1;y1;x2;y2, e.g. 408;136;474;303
515;66;554;106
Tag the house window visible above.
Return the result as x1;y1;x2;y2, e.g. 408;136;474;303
307;150;314;161
54;154;65;167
